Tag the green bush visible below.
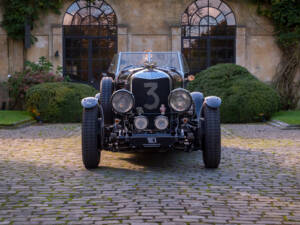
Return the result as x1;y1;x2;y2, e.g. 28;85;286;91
26;82;97;123
188;64;280;123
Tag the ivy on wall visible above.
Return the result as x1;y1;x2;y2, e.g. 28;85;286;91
253;0;300;109
255;0;300;49
0;0;64;40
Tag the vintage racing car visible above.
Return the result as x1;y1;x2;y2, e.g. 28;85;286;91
81;52;222;169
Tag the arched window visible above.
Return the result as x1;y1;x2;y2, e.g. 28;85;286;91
63;0;117;88
182;0;236;74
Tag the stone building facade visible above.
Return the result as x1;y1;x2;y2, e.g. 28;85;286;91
0;0;299;92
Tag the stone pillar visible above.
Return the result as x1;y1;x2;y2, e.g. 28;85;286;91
8;39;24;75
51;26;63;71
0;35;9;81
0;7;9;82
118;26;128;52
0;20;10;109
171;26;181;52
236;26;247;68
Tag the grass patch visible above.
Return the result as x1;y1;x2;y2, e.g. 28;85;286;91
271;111;300;125
0;110;33;126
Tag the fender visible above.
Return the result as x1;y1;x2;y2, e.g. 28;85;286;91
81;97;98;109
191;92;204;120
204;96;222;109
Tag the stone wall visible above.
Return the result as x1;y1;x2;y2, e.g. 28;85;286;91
0;6;8;82
0;0;299;91
0;6;24;82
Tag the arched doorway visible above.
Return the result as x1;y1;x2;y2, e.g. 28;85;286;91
63;0;117;88
181;0;236;74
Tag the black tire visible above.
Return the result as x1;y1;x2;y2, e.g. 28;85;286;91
100;77;113;125
82;106;102;169
202;105;221;169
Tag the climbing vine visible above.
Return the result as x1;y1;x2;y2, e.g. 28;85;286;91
0;0;63;40
254;0;300;109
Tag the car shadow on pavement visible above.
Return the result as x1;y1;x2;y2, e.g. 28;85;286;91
117;151;201;169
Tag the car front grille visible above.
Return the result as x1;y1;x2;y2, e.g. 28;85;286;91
132;77;170;114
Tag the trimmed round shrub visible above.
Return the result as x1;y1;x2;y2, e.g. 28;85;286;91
26;82;97;123
188;64;280;123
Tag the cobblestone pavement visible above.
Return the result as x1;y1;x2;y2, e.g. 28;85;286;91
0;124;299;225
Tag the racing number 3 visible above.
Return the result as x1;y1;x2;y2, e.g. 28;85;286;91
144;82;160;110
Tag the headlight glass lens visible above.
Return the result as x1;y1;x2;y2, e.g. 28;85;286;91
169;89;192;112
134;116;148;130
154;116;169;130
111;90;134;114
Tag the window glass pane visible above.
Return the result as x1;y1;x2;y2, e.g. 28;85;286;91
210;25;228;36
78;8;89;17
106;13;117;25
183;39;190;48
200;26;210;36
196;0;208;8
101;2;113;15
91;0;103;8
190;26;199;36
208;16;217;26
91;16;99;25
72;14;82;25
216;13;226;25
219;2;231;15
226;13;236;25
208;0;221;8
200;17;208;25
190;14;201;25
81;16;90;25
65;60;89;81
184;26;190;37
188;3;198;15
91;7;102;18
197;7;209;18
182;13;189;25
99;14;109;25
209;7;221;18
67;3;80;15
77;0;87;8
191;39;206;49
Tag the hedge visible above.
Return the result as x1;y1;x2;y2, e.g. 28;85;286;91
188;64;280;123
26;82;97;123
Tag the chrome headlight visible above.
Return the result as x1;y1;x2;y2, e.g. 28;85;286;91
111;89;134;114
154;116;169;130
134;116;148;130
168;88;192;113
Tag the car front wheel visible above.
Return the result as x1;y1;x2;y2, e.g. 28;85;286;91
202;105;221;169
82;106;103;169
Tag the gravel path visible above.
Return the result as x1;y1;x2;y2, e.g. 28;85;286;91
0;124;299;225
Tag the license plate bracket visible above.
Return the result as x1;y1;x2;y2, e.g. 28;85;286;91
147;137;157;144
